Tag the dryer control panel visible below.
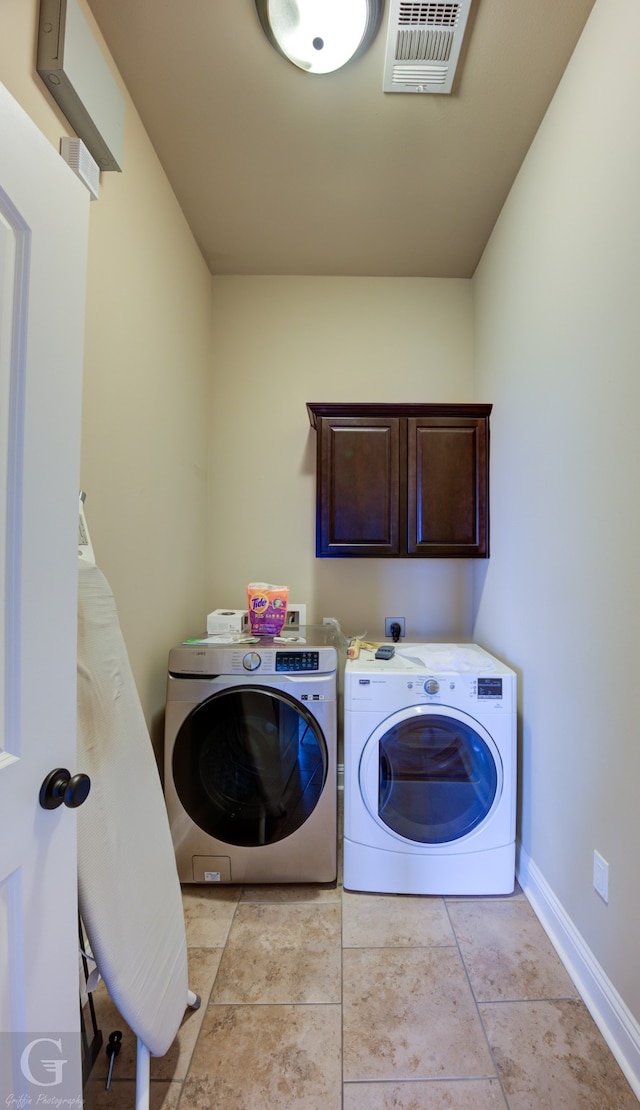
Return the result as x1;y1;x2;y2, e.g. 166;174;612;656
477;677;503;699
344;643;516;714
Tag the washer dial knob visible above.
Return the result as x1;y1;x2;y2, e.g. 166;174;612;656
243;651;261;671
425;678;440;695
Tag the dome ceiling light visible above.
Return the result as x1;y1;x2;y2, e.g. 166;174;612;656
255;0;384;75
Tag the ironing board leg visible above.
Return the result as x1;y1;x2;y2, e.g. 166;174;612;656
187;989;201;1010
135;1038;150;1110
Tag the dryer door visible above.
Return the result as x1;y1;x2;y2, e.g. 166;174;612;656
172;685;328;847
359;705;503;845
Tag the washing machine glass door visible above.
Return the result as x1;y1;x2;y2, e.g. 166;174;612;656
359;706;502;844
172;685;328;847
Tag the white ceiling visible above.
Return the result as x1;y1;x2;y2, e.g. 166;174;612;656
86;0;595;278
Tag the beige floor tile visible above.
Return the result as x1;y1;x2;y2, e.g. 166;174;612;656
343;1078;508;1108
82;845;639;1106
342;890;453;948
448;898;579;1002
179;1003;342;1109
87;947;221;1082
181;883;241;947
240;879;341;903
212;901;342;1004
343;946;496;1082
83;1079;181;1109
479;999;640;1109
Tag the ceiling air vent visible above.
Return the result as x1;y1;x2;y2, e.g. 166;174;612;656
383;0;473;94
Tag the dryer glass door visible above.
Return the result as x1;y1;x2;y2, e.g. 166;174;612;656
360;707;501;844
172;686;328;847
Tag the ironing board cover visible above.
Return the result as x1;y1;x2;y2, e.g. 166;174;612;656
76;560;188;1057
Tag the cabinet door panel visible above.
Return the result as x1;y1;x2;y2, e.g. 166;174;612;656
408;418;488;557
317;418;401;556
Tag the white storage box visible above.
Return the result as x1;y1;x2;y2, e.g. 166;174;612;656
206;609;249;635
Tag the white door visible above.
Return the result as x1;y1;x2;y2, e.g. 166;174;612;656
0;82;89;1101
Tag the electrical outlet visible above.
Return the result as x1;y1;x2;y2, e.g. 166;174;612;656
385;617;405;639
593;850;609;903
285;604;307;627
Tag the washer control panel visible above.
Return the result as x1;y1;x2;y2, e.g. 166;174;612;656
242;650;322;672
276;651;320;672
168;642;336;677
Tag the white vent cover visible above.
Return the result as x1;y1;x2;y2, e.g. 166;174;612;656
383;0;473;94
60;137;100;200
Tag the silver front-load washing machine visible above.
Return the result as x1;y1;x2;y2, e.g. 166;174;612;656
164;628;338;884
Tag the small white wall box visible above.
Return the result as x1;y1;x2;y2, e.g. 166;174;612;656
37;0;125;172
207;610;250;635
285;604;307;628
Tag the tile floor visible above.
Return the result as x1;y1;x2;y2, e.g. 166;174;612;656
83;846;639;1109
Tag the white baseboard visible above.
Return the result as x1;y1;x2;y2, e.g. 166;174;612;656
517;842;640;1100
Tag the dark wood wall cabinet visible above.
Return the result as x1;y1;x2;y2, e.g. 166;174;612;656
307;403;491;558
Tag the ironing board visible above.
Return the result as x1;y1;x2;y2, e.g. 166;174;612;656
76;557;199;1109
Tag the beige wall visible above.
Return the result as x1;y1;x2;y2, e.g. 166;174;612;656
473;0;640;1045
1;4;476;741
1;2;74;145
1;1;213;756
208;276;475;642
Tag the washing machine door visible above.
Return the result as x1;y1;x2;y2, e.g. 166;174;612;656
172;685;328;847
359;705;502;845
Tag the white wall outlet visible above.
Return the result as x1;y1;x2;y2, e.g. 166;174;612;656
593;850;609;903
385;617;405;638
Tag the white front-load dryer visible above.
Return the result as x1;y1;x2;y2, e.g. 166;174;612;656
164;630;338;884
343;643;517;895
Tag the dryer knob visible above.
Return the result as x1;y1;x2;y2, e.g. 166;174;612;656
425;679;440;695
243;651;261;671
